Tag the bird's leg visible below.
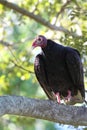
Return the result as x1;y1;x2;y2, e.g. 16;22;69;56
55;92;61;104
65;90;71;101
51;91;61;104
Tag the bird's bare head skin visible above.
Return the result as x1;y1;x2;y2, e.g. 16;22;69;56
32;35;47;49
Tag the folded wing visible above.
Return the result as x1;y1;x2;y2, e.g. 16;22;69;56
65;50;85;98
34;54;54;99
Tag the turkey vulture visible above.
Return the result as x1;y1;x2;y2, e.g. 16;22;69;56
32;35;85;105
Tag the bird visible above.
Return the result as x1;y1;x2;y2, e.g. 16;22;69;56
32;35;85;105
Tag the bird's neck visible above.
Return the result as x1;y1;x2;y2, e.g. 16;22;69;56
42;40;54;51
42;40;55;59
42;39;65;61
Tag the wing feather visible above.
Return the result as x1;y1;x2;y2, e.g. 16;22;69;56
65;50;85;98
34;54;53;99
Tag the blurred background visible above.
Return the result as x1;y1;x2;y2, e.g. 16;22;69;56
0;0;87;129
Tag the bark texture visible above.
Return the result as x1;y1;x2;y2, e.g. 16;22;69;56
0;95;87;126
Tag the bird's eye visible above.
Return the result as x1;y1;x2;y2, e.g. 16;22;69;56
38;37;42;41
37;37;43;44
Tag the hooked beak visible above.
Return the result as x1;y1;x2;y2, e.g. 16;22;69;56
31;42;38;50
31;39;39;50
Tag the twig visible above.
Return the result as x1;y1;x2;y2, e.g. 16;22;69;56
8;46;21;64
10;59;34;74
0;40;34;74
0;40;14;47
32;0;39;13
54;0;72;25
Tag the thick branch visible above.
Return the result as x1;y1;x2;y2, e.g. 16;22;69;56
0;95;87;126
0;0;80;37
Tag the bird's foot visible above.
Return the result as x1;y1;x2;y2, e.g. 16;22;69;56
55;92;61;104
52;92;61;104
65;90;71;102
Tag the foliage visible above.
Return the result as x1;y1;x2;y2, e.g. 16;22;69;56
0;0;87;130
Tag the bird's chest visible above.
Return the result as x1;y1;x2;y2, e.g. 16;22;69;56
45;56;69;82
45;56;66;73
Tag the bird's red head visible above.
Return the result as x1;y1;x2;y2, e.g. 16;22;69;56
32;35;47;49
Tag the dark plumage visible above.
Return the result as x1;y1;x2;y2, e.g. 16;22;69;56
32;35;85;105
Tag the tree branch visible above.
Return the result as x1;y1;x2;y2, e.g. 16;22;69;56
54;0;72;24
0;95;87;126
10;59;34;74
0;40;14;47
0;0;80;37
